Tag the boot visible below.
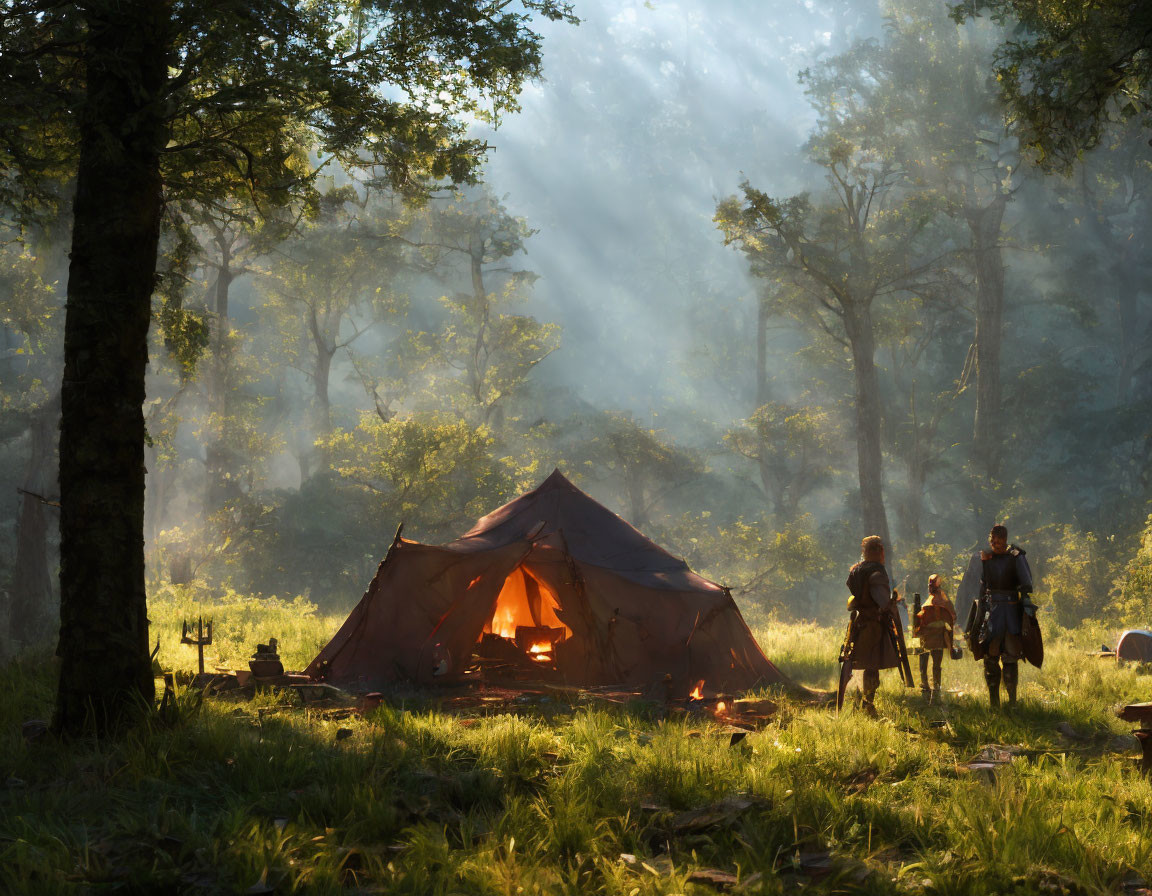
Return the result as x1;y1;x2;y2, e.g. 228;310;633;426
984;658;1001;709
1003;663;1018;707
862;670;880;718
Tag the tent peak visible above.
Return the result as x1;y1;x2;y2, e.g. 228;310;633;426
536;468;578;492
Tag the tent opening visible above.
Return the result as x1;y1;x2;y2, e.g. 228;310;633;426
477;565;571;669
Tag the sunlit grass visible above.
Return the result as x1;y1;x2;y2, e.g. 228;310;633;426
2;615;1151;894
148;584;348;673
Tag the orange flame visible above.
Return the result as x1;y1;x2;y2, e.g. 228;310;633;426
716;701;727;712
689;681;704;700
490;605;518;639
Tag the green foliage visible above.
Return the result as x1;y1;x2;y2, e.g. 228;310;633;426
255;189;409;441
898;542;956;597
1025;524;1123;629
952;0;1152;171
667;514;837;622
323;410;516;539
401;190;561;422
575;411;705;529
154;297;210;383
725;402;842;519
0;239;57;355
1114;515;1152;625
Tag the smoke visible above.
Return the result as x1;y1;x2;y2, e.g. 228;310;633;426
468;0;884;423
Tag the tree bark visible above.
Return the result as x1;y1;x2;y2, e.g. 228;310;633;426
205;229;238;511
468;236;493;415
314;344;334;429
968;194;1008;477
1113;262;1143;402
755;289;770;408
902;438;927;543
308;323;335;477
843;302;891;551
54;0;168;737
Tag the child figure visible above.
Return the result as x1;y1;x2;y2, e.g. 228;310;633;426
914;573;957;702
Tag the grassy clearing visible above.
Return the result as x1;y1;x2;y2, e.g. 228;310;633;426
148;585;349;673
2;606;1151;895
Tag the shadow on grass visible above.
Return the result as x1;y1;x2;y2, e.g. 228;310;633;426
3;646;1150;896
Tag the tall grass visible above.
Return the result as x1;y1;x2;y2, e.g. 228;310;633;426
2;612;1151;894
148;583;348;672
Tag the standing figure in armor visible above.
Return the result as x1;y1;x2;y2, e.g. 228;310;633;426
914;574;956;703
966;524;1034;708
845;535;903;717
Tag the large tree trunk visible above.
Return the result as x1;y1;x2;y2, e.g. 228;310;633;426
1113;263;1144;402
968;194;1008;477
753;291;784;515
144;441;178;542
11;399;59;649
308;327;336;477
843;303;891;551
204;231;238;512
1079;166;1145;403
755;289;770;408
896;385;932;543
468;237;492;416
902;439;927;543
54;0;167;737
757;455;786;518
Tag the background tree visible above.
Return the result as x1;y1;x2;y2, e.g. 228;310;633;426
573;410;704;532
952;0;1152;171
0;227;62;651
400;190;560;425
0;0;576;737
805;0;1023;476
718;138;946;551
257;189;407;479
724;401;841;521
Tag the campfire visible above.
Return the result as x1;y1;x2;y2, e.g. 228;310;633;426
681;681;739;720
472;565;573;677
515;625;564;664
489;604;519;640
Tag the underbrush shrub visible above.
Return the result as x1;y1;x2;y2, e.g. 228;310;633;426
1028;524;1123;629
1114;514;1152;626
666;513;838;623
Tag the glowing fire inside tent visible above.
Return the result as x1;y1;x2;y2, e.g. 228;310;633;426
475;565;571;673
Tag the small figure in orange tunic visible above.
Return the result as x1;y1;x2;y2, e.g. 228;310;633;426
914;573;956;703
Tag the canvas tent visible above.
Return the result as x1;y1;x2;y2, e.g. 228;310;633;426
305;469;787;694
